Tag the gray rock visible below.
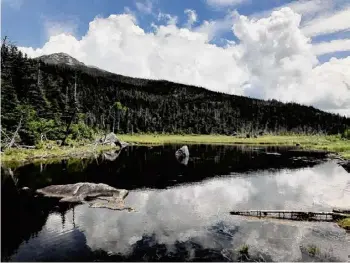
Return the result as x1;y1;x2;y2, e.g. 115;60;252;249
103;150;122;161
101;132;129;149
175;145;189;165
104;132;119;144
36;182;133;211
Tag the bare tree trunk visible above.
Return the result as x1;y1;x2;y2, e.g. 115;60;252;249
74;73;77;105
117;110;120;132
112;111;116;133
7;116;22;149
62;110;77;146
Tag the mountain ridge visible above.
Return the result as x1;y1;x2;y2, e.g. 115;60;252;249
2;42;349;146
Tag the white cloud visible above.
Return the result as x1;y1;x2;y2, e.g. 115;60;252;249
195;11;236;42
233;8;318;101
301;6;350;37
206;0;247;7
135;0;153;14
184;9;198;28
250;0;334;22
43;19;78;39
19;8;350;116
312;39;350;55
303;57;350;112
157;12;178;25
71;162;349;261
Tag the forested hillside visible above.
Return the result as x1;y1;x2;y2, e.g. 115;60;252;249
1;39;349;146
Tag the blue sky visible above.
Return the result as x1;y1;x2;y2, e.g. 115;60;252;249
2;0;350;116
2;0;348;52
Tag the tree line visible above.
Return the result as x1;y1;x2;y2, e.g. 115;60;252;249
1;38;349;146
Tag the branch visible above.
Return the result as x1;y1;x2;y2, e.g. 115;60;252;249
7;116;23;149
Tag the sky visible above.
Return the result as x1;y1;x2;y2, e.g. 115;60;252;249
1;0;350;116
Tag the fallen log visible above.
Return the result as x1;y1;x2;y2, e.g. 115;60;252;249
230;210;349;222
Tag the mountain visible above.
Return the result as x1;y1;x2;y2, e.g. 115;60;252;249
1;42;349;145
35;53;85;67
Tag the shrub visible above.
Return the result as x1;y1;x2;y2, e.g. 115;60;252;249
342;129;350;140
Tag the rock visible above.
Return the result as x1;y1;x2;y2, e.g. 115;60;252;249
104;132;119;144
175;145;189;165
103;150;122;161
120;141;129;148
101;132;129;149
266;152;281;156
36;182;133;211
20;186;33;195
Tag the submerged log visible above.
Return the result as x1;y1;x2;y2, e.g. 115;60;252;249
230;210;348;222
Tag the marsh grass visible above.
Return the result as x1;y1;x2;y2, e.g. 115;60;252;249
1;144;117;164
118;134;350;159
337;217;350;230
1;134;349;163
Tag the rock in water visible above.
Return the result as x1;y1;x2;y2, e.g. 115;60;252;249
175;145;189;165
36;182;132;211
101;132;129;148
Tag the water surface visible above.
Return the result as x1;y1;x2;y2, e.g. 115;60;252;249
1;145;349;261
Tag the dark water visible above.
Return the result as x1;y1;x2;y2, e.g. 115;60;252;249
1;144;349;262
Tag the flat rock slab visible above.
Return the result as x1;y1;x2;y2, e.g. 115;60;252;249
36;182;133;211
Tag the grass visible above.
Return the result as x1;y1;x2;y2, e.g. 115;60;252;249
306;245;320;257
118;134;350;159
337;217;350;231
1;143;117;165
1;134;349;164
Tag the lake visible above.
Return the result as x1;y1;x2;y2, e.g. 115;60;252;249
1;144;349;262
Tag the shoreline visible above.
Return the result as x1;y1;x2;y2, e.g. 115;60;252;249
1;134;349;164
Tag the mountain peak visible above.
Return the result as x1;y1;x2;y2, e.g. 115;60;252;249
36;53;85;67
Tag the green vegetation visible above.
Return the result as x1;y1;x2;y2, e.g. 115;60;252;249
1;142;117;164
1;39;350;163
237;244;250;260
306;245;320;257
337;217;350;231
1;39;350;149
118;134;350;159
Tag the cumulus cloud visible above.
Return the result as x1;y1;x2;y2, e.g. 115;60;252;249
184;9;198;28
157;12;178;25
43;18;78;38
19;8;350;116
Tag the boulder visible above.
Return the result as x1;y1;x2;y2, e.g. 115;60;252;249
99;132;129;148
175;145;189;165
103;150;122;161
36;182;133;211
104;132;119;144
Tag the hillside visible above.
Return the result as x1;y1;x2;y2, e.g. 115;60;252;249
1;41;349;145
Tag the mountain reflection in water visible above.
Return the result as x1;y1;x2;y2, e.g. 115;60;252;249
1;145;349;262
